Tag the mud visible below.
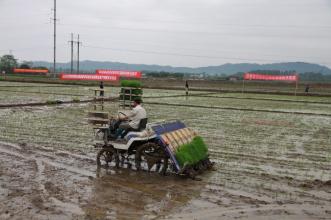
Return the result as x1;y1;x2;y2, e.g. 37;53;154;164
145;101;331;117
0;141;330;220
0;82;331;219
0;142;204;219
0;97;117;109
299;179;331;190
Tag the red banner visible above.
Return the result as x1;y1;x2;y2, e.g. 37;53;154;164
96;70;141;78
14;68;48;73
244;73;298;81
60;74;119;81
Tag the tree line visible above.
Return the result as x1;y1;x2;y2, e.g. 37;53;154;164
0;54;48;74
1;54;330;82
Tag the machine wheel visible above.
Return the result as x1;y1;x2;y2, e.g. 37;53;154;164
135;142;169;175
97;145;119;168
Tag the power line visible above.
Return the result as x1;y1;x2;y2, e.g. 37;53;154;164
57;22;331;39
2;43;329;67
77;34;82;73
74;35;328;62
0;23;50;28
80;44;275;62
0;45;67;52
1;39;328;64
0;11;51;19
58;14;331;30
68;33;82;73
82;44;331;66
69;33;74;73
2;18;330;31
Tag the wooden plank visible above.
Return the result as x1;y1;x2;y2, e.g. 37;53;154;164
161;134;176;153
88;112;108;119
87;117;109;125
182;128;190;136
173;130;184;146
87;117;109;122
93;126;109;129
164;133;178;149
180;128;189;140
167;132;181;150
185;128;194;142
164;133;176;149
177;129;190;144
161;135;175;152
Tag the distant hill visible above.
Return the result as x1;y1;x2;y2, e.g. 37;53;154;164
33;61;331;75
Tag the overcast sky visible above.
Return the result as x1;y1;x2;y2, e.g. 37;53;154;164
0;0;330;68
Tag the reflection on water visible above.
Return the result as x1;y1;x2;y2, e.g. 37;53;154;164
83;167;205;219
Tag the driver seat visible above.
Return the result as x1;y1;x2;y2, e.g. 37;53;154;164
121;118;148;138
137;118;148;131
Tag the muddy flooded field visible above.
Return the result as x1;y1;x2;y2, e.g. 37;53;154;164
0;81;331;219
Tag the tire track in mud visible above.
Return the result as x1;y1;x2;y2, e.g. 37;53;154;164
3;86;331;105
209;149;330;169
0;142;210;219
0;97;117;108
0;142;96;177
1;142;330;219
1;86;330;218
1;95;330;117
0;88;85;97
1;88;217;99
193;94;331;104
207;166;331;202
145;102;331;117
1;128;90;143
143;92;218;98
165;203;331;220
0;143;92;219
206;144;331;208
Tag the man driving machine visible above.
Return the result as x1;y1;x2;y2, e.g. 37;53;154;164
110;99;147;139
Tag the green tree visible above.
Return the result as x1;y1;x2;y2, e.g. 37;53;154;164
0;54;18;73
19;61;33;69
33;66;49;70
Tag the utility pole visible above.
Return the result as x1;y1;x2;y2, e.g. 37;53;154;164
69;33;74;73
68;33;82;74
77;34;82;73
53;0;57;77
